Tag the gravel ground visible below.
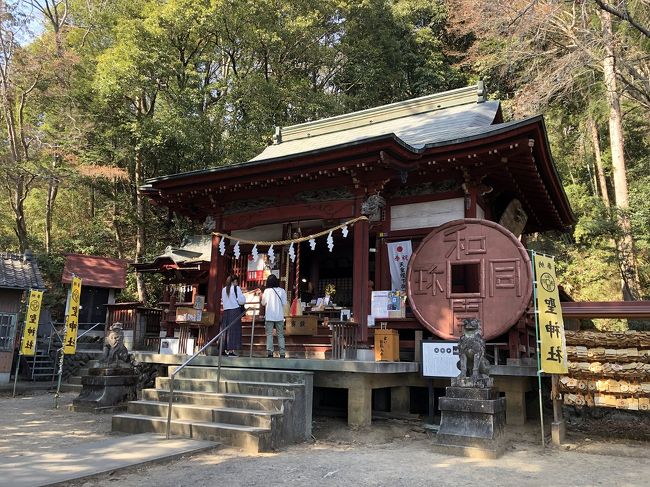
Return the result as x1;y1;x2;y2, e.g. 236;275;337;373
2;390;649;486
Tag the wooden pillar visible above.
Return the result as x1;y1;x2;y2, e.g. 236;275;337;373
206;232;226;340
464;186;478;218
353;204;370;343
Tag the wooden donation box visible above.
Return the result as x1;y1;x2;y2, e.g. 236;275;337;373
375;328;400;361
285;315;318;336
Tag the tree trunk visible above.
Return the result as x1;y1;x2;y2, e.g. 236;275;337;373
44;156;60;254
134;146;146;303
588;116;610;207
601;10;640;300
112;202;124;260
12;174;30;253
45;178;57;254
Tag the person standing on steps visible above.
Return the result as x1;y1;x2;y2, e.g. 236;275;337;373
261;274;287;358
221;274;246;357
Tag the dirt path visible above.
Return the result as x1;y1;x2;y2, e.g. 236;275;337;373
2;391;649;486
70;427;648;487
0;391;112;457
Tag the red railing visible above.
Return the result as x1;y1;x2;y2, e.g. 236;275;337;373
105;303;163;350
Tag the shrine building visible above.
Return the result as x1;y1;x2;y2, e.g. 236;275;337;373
142;82;573;342
129;83;576;427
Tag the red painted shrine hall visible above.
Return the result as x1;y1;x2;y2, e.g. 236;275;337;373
141;83;575;357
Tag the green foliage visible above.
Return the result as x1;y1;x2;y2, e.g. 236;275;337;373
0;0;647;311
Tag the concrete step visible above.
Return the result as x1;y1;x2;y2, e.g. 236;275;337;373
29;356;54;362
112;413;273;452
156;377;303;397
60;383;82;393
29;365;55;371
68;376;82;385
142;389;289;412
128;400;279;428
169;366;309;384
244;348;328;359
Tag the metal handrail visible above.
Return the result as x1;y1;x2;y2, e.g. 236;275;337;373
76;322;104;341
249;311;257;358
165;309;255;439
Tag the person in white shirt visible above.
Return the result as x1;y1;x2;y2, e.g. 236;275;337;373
261;274;287;358
221;274;246;356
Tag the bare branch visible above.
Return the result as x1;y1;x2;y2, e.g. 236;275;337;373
593;0;650;39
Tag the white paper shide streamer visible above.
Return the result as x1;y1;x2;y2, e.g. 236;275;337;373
251;244;258;261
233;241;241;259
326;231;334;252
268;245;275;264
288;242;296;262
342;224;349;238
219;238;226;256
309;238;316;250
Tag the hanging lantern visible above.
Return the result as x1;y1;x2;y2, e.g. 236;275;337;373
327;231;334;252
288;242;296;262
309;238;316;250
233;241;241;259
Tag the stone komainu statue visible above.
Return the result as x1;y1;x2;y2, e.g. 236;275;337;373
457;318;491;380
101;322;130;365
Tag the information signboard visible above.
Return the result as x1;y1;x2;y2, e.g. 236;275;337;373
421;340;459;378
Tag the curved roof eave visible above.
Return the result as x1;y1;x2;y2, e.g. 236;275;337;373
142;115;575;229
145;117;541;188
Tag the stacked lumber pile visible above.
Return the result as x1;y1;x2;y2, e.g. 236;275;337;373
561;331;650;411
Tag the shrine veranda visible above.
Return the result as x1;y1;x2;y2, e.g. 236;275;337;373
133;83;577;426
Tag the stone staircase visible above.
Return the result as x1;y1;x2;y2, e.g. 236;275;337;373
112;365;313;453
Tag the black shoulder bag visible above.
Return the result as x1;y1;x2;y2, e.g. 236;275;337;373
236;287;246;315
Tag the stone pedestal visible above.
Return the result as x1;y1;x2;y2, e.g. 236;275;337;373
72;367;138;413
434;386;507;459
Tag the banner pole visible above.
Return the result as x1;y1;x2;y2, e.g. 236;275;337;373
54;284;72;409
12;352;22;398
54;344;65;409
530;250;545;448
13;290;28;398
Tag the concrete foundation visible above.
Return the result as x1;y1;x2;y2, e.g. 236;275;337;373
551;420;566;446
391;386;410;415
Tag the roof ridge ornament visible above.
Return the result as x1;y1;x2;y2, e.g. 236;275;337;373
273;126;282;145
477;80;486;103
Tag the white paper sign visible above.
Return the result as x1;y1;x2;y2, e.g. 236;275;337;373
371;291;391;319
387;241;412;291
160;338;195;355
422;341;459;378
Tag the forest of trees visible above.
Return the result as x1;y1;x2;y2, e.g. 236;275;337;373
0;1;647;324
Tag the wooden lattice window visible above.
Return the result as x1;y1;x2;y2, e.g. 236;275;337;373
0;313;17;351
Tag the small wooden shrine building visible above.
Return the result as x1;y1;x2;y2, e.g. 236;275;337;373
142;83;574;353
0;251;46;384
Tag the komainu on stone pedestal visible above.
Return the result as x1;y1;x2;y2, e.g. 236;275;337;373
72;322;138;413
452;317;493;389
434;318;507;458
100;323;131;366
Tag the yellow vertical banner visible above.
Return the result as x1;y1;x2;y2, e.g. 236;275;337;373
20;290;44;356
63;277;82;355
533;254;568;374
